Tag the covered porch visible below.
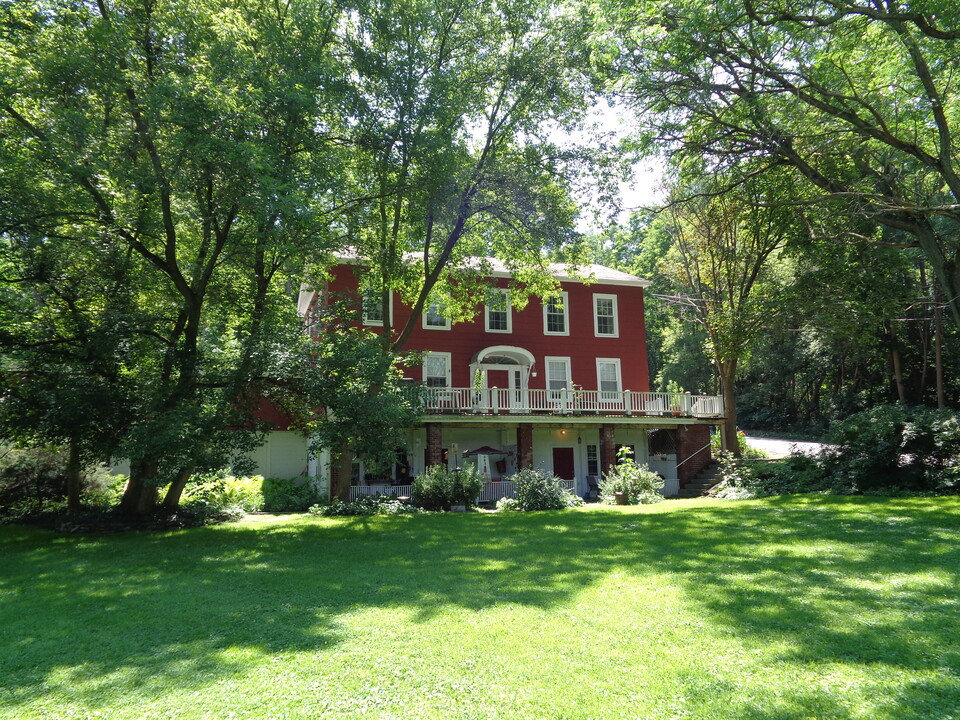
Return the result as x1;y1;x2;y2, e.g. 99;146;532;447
341;419;715;500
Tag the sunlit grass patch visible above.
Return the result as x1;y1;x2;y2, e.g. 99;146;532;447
1;497;958;719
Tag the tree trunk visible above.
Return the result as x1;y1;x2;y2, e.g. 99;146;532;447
119;460;159;515
888;322;908;404
935;288;946;409
161;465;194;511
66;436;82;513
719;360;740;458
331;444;353;501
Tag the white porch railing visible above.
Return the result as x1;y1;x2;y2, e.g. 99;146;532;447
350;480;577;504
349;484;413;501
418;387;724;418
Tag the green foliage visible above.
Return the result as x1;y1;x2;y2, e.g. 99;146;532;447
288;300;422;476
0;0;348;514
183;474;326;514
261;477;326;512
607;0;960;331
822;405;960;492
412;465;484;511
712;453;833;499
715;405;960;497
183;474;265;514
495;496;519;512
507;468;583;511
331;0;607;356
598;448;665;504
0;445;122;517
309;495;423;517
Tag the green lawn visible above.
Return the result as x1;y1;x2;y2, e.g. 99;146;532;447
1;497;959;719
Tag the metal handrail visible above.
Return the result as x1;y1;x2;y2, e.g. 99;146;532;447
676;442;712;469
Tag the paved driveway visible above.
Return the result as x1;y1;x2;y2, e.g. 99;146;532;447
744;436;831;459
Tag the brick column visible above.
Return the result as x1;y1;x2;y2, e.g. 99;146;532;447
676;424;712;482
516;423;533;469
425;422;444;467
600;424;616;476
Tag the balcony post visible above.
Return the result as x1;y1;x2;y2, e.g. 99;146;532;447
625;390;632;416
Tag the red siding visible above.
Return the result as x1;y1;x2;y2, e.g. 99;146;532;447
323;264;650;393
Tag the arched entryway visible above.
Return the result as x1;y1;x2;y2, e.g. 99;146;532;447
469;346;535;412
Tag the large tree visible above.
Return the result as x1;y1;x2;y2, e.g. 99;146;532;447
605;0;960;329
658;176;793;453
0;0;347;513
334;0;605;352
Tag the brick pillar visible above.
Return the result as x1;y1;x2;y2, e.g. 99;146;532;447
516;423;533;469
677;424;712;482
600;424;616;476
425;422;444;467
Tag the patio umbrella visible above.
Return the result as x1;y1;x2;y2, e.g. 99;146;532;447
464;446;509;480
464;445;506;456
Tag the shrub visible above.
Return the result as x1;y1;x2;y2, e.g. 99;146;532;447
711;452;838;499
821;405;960;492
0;445;122;517
598;448;665;504
412;465;484;510
309;495;423;517
261;476;325;511
508;467;582;511
184;473;265;513
495;496;519;512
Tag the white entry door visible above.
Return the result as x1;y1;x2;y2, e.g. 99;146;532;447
485;368;526;412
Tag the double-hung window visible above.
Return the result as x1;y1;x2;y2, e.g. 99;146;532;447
362;286;391;326
586;445;599;477
593;294;619;337
423;352;452;388
485;289;511;333
543;291;569;336
423;297;450;330
545;356;572;405
596;358;622;400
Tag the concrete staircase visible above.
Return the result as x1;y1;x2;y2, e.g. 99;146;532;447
677;461;722;498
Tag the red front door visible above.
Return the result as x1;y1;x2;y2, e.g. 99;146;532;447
552;447;575;481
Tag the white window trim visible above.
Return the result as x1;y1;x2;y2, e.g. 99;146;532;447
544;356;573;391
422;298;451;330
542;291;570;336
484;288;512;333
596;358;623;394
423;351;453;388
593;293;620;338
362;288;393;327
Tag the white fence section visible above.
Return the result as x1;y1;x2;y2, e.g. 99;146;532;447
350;480;577;504
418;387;724;418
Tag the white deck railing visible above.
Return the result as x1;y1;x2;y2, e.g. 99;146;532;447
350;480;577;503
418;387;724;418
349;484;413;501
